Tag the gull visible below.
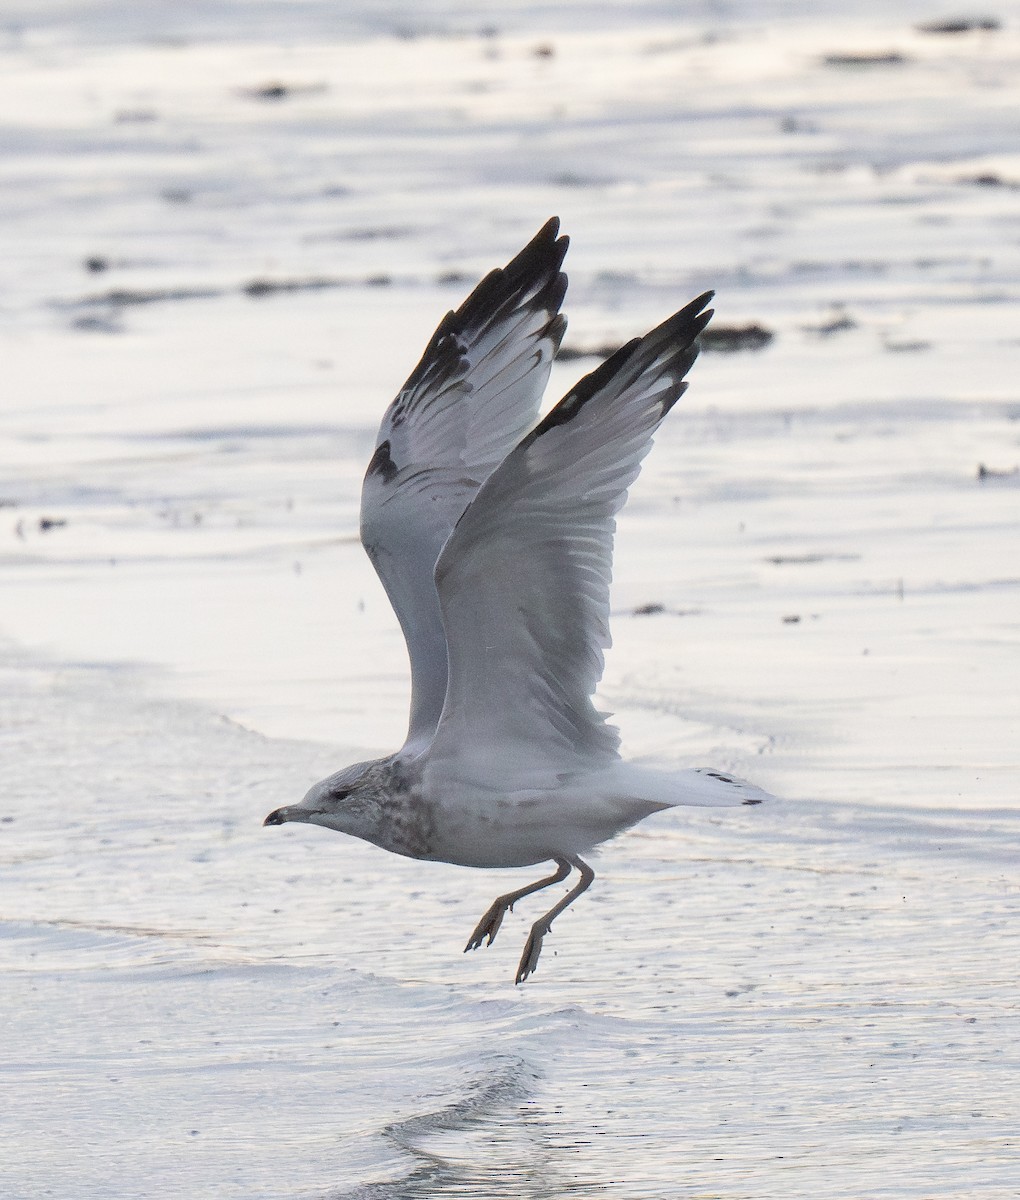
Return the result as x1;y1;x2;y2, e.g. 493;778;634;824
264;218;771;983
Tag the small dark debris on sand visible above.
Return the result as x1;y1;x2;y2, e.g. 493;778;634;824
243;276;346;298
633;602;666;616
240;81;327;101
916;17;1000;34
343;226;416;241
701;323;774;353
802;307;857;337
558;322;773;362
956;172;1019;189
84;255;110;273
243;272;391;296
977;463;1019;481
780;114;816;134
80;285;221;307
823;51;908;66
549;171;614;189
782;614;802;624
595;270;639;287
72;313;122;333
766;552;861;565
38;517;67;532
71;271;402;314
247;82;290;100
114;108;158;123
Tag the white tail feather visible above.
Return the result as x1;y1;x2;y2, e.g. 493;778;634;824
608;761;774;809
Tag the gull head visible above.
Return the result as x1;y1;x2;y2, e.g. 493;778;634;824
263;758;389;841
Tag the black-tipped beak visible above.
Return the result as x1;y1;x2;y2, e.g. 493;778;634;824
263;809;285;826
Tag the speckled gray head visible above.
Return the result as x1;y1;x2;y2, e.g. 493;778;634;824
263;755;431;859
263;758;383;830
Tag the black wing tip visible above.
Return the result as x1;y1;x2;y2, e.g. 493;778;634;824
638;292;716;407
528;289;716;438
654;290;715;341
397;222;568;399
530;215;569;260
499;219;569;305
461;217;569;314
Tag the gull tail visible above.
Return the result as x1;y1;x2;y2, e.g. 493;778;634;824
672;767;773;807
610;761;774;809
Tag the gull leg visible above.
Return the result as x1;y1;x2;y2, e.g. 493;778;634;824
516;856;595;985
465;857;572;953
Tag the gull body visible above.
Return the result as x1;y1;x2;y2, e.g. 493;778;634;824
273;755;743;870
265;219;770;982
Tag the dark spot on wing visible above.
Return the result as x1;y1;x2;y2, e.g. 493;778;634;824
703;769;765;803
366;440;399;483
522;339;642;446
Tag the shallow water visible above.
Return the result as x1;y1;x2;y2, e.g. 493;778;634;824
2;2;1019;1196
4;652;1018;1197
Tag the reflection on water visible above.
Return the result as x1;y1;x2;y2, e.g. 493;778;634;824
334;1055;590;1200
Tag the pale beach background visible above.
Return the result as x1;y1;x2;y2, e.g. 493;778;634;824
1;2;1018;1196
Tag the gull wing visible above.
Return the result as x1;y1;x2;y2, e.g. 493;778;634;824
360;219;568;751
428;292;714;783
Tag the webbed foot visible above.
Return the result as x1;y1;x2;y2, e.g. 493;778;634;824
464;899;512;952
515;920;551;984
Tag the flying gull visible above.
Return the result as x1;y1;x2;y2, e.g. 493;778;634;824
265;218;771;983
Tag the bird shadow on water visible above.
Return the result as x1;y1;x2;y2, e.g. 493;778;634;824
328;1053;597;1199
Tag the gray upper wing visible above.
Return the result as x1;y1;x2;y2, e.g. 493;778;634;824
426;293;714;785
360;219;569;751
